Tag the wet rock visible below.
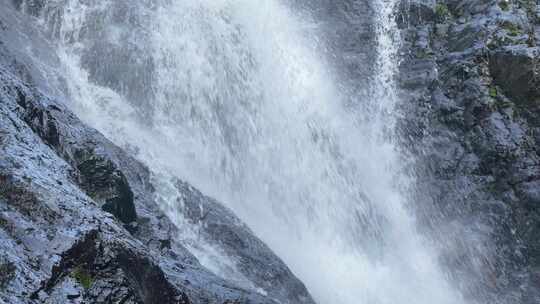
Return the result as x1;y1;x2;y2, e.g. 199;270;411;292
397;0;540;303
32;230;190;304
74;150;137;224
490;46;540;105
396;1;436;29
8;86;138;224
516;180;540;210
175;180;315;304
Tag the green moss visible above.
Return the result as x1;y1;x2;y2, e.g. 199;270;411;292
501;22;522;37
489;87;498;98
435;3;451;21
72;267;94;290
415;49;433;59
498;1;510;11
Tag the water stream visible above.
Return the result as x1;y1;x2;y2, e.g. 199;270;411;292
23;0;467;303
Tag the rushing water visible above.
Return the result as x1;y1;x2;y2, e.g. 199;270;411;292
23;0;468;303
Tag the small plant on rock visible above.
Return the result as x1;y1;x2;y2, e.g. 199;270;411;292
72;267;94;290
489;87;498;98
435;3;451;22
498;0;510;11
501;22;522;36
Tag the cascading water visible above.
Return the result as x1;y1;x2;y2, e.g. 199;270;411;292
23;0;470;303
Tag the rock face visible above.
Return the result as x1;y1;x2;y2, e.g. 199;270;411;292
397;0;540;303
0;1;314;303
3;0;540;303
490;46;540;104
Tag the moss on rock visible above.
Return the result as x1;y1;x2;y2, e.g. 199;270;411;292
71;267;94;290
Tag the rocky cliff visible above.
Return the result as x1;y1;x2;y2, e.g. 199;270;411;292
398;0;539;303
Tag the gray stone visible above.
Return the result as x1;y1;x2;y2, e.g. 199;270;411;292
490;46;540;105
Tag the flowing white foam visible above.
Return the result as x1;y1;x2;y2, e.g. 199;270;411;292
27;0;468;303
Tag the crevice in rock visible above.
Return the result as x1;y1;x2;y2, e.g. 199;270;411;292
31;229;190;304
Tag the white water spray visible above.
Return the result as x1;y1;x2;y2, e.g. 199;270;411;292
26;0;468;303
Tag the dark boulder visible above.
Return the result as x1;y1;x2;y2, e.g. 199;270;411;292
490;46;540;106
74;150;137;224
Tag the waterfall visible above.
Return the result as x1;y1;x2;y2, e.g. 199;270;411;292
24;0;468;303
